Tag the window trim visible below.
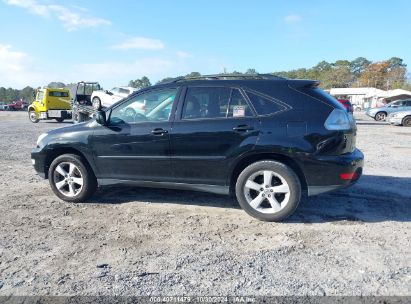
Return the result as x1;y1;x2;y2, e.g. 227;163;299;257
177;85;256;122
107;86;181;126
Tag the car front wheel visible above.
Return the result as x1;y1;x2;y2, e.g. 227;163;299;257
48;154;96;202
402;116;411;127
235;160;301;222
29;110;39;123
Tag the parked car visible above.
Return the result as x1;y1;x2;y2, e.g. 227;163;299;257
338;99;353;113
27;88;71;123
31;74;363;222
366;99;411;121
91;86;138;109
387;110;411;127
6;100;27;111
0;102;7;111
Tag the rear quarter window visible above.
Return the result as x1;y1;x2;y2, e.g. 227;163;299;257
245;90;287;115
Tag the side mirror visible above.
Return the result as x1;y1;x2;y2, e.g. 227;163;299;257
95;110;107;125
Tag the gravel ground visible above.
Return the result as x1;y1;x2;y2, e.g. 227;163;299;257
0;111;410;296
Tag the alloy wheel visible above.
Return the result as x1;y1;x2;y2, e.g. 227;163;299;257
243;170;290;214
375;112;386;121
53;162;84;197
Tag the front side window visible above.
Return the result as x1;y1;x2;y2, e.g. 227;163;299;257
37;91;44;102
109;88;178;125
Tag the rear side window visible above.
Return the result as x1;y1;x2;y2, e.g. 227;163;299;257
228;89;253;117
182;87;231;119
49;91;69;97
246;91;286;115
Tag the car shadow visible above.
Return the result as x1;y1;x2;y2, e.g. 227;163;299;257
355;121;389;126
89;175;411;223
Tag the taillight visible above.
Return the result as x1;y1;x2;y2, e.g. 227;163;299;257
324;109;354;131
340;172;359;180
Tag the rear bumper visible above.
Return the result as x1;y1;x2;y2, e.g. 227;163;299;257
303;148;364;196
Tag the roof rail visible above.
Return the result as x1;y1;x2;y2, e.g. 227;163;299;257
159;73;287;84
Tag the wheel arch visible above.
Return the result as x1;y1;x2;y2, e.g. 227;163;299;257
44;147;96;179
376;110;387;116
28;105;37;112
229;152;308;196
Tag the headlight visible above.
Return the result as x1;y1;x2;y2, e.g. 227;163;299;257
36;133;48;146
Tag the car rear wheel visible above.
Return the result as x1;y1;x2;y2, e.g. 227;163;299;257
28;110;39;123
402;116;411;127
48;154;96;202
235;160;301;222
375;112;387;121
55;117;64;123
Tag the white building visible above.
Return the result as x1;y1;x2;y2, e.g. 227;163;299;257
329;87;411;109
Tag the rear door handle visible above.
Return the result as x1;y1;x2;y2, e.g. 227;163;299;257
233;125;254;132
151;128;168;135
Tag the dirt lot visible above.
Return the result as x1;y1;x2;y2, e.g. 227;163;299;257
0;111;410;296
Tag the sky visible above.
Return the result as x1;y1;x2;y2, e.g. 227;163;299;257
0;0;410;89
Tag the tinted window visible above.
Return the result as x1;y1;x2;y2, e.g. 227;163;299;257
246;91;286;115
118;88;130;95
228;89;253;117
182;87;231;119
406;100;411;106
49;91;69;97
110;88;177;125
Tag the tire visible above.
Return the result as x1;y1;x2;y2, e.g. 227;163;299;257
28;110;39;123
72;111;87;124
48;154;97;202
402;116;411;127
92;97;101;110
374;112;387;121
235;160;301;222
55;117;64;123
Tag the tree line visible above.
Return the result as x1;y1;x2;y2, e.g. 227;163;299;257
128;57;410;91
1;57;409;103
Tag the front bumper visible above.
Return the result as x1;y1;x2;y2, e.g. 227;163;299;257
388;117;402;125
31;146;47;178
303;148;364;196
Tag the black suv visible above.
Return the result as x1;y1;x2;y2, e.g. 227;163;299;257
31;74;363;221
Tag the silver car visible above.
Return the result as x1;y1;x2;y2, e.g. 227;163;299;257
388;110;411;126
366;99;411;121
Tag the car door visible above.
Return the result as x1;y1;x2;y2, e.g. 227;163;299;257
170;86;260;186
90;87;180;182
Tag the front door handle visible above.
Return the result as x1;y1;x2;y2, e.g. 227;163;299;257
233;124;254;132
151;128;168;135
